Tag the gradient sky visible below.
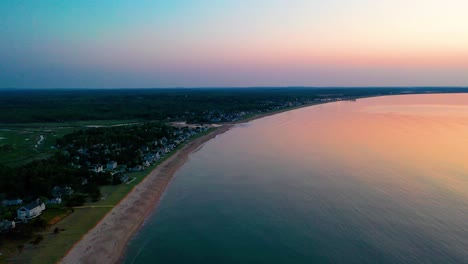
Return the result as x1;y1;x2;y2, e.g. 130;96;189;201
1;0;468;88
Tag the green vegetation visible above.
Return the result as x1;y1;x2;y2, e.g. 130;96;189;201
3;87;463;124
9;129;211;264
0;127;68;167
0;120;212;263
1;87;467;263
17;207;111;264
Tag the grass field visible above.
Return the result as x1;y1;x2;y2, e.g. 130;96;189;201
0;120;145;167
0;128;64;167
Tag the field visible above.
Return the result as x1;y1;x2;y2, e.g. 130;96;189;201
0;120;144;167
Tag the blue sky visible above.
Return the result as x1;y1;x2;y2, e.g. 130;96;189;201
1;0;468;88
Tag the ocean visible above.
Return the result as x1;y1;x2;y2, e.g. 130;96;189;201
125;94;468;264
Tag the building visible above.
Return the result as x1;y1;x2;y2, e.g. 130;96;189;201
129;165;144;172
47;197;62;204
2;198;23;206
140;145;149;152
107;161;118;170
0;220;15;232
52;186;74;198
17;201;46;221
89;164;104;173
120;174;129;183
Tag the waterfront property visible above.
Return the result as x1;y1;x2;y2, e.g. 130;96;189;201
17;201;46;221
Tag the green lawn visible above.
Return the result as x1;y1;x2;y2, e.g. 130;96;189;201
16;207;111;264
40;208;71;225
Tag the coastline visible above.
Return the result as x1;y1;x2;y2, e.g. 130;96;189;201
58;98;359;264
59;124;234;264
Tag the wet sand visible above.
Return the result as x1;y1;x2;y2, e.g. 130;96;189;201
60;124;234;264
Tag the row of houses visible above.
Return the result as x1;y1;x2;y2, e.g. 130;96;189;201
0;200;47;231
1;186;74;229
1;126;209;229
88;160;118;173
67;125;210;176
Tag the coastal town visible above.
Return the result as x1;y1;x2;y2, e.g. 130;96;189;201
0;89;418;262
0;122;210;252
0;95;390;243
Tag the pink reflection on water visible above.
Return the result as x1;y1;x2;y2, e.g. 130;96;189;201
243;93;468;202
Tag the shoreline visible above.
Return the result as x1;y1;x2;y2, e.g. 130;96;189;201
59;124;234;264
58;97;366;264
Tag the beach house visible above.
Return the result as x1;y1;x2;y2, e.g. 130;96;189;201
17;200;46;221
107;161;118;170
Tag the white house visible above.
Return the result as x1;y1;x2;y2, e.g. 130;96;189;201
17;201;45;221
107;161;118;170
89;164;103;173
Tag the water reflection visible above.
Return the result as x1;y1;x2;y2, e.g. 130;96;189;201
126;94;468;264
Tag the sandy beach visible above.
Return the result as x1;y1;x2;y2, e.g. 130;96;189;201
60;124;234;264
59;101;339;264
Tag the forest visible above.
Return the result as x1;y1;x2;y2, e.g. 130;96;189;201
2;87;465;123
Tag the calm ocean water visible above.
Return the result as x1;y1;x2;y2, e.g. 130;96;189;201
125;94;468;264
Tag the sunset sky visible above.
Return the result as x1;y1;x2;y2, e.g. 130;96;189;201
1;0;468;88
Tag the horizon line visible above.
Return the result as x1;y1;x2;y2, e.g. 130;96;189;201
2;86;468;90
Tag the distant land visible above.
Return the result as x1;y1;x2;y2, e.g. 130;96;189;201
2;87;468;124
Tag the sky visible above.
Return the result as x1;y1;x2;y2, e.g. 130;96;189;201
1;0;468;88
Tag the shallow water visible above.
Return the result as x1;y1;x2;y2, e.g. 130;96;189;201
125;94;468;264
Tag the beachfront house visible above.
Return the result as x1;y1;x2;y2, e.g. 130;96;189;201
130;165;144;172
17;201;46;221
107;161;118;170
157;149;166;157
143;154;155;163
